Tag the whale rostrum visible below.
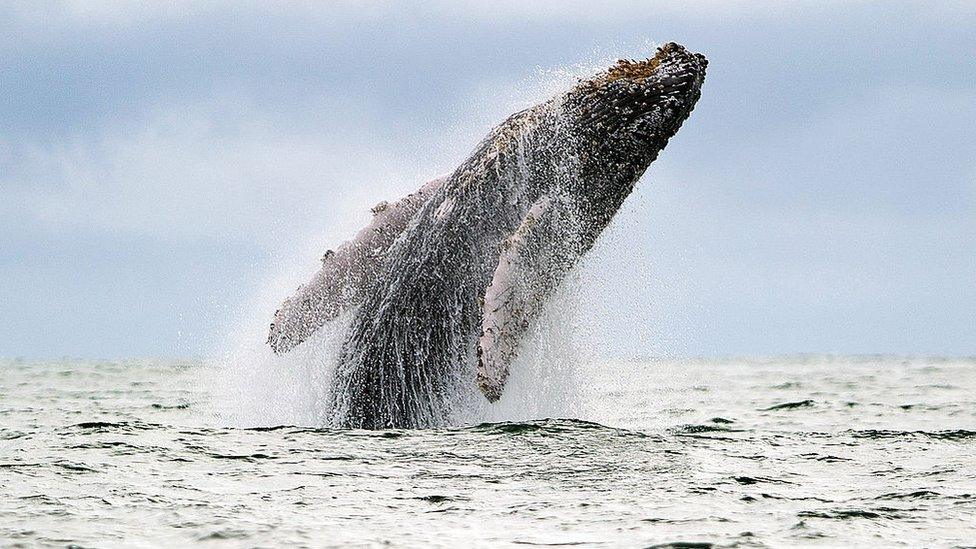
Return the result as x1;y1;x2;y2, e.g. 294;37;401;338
267;43;707;428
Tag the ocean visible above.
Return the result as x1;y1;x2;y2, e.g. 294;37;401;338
2;355;974;547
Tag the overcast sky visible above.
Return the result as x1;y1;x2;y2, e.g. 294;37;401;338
2;1;974;359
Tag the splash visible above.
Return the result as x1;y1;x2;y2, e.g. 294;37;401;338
204;311;351;427
463;273;587;424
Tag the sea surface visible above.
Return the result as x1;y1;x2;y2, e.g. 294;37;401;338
2;356;975;547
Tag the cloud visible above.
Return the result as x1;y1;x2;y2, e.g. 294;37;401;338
15;0;972;30
0;1;823;29
3;94;456;250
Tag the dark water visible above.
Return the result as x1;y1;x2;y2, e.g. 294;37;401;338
2;356;975;547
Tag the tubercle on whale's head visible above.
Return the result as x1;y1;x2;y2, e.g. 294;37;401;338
568;42;707;161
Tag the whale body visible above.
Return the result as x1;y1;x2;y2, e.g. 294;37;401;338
268;43;707;428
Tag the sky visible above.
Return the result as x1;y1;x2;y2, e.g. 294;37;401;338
1;1;974;359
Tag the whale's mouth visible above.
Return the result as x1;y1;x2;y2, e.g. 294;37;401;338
572;42;707;147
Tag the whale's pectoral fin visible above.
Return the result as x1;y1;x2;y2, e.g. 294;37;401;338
267;177;445;354
477;196;582;402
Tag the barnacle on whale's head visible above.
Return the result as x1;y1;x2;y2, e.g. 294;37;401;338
571;42;707;151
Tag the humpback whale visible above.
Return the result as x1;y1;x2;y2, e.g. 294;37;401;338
268;43;707;428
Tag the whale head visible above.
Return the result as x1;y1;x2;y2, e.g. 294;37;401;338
574;42;706;151
559;42;706;207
